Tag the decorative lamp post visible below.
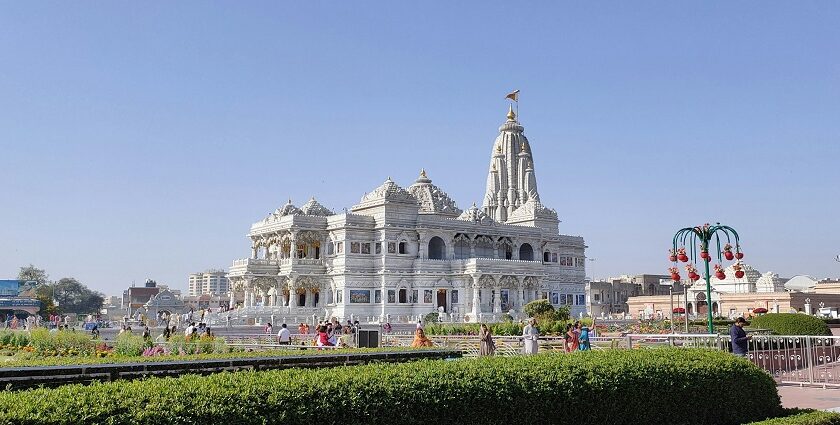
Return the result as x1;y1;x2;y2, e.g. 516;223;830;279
670;223;744;333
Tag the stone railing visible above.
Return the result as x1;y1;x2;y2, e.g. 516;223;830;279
232;258;279;267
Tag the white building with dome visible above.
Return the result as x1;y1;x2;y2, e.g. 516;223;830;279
224;106;587;324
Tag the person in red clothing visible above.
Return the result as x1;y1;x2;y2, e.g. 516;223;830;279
317;325;334;347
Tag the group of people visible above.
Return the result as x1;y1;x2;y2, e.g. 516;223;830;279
563;320;595;352
476;318;597;356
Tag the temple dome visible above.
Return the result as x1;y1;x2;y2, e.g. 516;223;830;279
273;199;301;217
299;197;333;216
457;203;494;224
406;169;462;217
505;199;558;223
725;263;761;282
359;177;416;204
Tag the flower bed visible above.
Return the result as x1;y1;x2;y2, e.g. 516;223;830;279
0;349;781;425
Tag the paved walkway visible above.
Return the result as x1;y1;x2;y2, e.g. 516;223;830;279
779;385;840;412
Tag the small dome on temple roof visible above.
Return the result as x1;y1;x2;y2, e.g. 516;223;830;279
457;203;494;224
359;177;416;204
300;197;333;216
407;170;461;217
274;199;301;217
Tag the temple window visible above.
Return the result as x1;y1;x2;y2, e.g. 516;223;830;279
399;288;407;303
336;242;343;253
351;242;360;254
297;244;306;259
398;241;407;254
361;243;371;254
543;252;550;262
375;242;382;254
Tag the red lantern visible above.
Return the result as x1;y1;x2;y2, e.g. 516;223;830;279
724;251;734;261
735;270;745;279
700;251;709;260
716;271;726;280
671;273;681;281
735;252;744;260
678;254;688;262
669;254;678;262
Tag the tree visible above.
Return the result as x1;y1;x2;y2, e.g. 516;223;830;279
17;265;48;292
52;277;105;315
524;299;555;318
33;285;59;318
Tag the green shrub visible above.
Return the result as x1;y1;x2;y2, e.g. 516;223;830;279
0;349;781;425
114;332;145;356
746;409;840;424
749;313;831;336
423;311;439;324
524;299;554;317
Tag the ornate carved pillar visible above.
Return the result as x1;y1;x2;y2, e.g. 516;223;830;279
290;231;298;259
469;235;476;258
229;289;236;309
251;242;258;259
288;278;298;314
304;289;312;308
471;274;481;318
493;283;502;313
517;279;525;312
512;243;520;260
418;231;428;259
446;235;455;259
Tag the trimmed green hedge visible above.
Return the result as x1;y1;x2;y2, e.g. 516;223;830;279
746;409;840;424
749;313;831;336
0;349;781;425
0;346;430;368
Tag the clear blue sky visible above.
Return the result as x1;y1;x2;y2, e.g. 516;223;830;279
1;2;838;295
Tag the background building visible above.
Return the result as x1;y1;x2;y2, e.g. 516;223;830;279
188;270;229;296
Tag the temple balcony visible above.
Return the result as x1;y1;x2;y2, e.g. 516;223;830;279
278;258;327;274
229;258;280;277
412;257;547;275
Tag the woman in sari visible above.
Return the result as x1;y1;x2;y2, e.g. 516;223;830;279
567;321;580;352
479;323;496;356
578;318;595;351
522;318;539;355
411;328;434;348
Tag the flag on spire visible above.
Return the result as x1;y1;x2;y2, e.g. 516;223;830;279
505;89;520;102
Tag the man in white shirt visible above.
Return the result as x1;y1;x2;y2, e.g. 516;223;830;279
277;323;291;345
184;322;196;338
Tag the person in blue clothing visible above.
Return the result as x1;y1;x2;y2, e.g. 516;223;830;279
730;317;752;357
578;318;595;351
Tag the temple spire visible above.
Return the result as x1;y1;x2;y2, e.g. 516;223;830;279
482;104;540;222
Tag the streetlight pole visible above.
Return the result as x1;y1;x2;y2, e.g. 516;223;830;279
670;223;744;334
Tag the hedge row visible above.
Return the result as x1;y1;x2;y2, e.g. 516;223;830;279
749;313;831;336
746;410;840;425
0;349;781;425
0;346;429;368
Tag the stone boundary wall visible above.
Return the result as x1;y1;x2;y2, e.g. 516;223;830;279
0;350;460;390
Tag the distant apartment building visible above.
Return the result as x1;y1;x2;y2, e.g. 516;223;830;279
586;273;686;317
188;270;229;297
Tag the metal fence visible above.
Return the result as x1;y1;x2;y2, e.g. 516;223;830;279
383;333;840;387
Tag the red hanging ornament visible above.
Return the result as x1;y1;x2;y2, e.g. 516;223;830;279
735;252;744;260
677;247;688;263
724;251;734;261
700;251;709;260
716;271;726;280
735;270;745;279
669;249;678;262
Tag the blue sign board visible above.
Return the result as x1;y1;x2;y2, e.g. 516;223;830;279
0;298;40;308
0;280;20;297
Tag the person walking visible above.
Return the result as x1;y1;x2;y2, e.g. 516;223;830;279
479;323;496;356
522;318;539;355
730;317;751;357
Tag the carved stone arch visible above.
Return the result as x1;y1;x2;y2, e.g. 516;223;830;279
523;276;539;288
296;276;320;290
252;277;275;292
499;275;519;288
478;275;496;288
436;277;451;287
230;278;246;292
297;231;319;244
